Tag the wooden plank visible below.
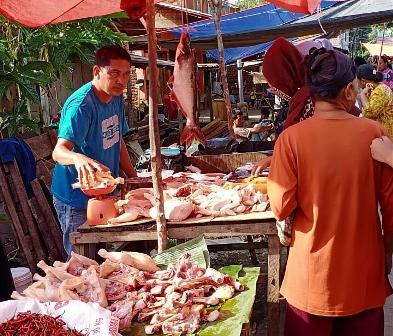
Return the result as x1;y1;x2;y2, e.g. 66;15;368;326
30;179;65;258
8;161;46;261
36;160;53;189
25;133;54;160
28;196;65;261
70;231;158;245
170;211;275;225
0;165;37;273
168;222;277;239
267;235;280;336
77;218;155;233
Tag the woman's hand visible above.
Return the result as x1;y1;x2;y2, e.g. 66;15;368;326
251;156;272;176
360;87;372;106
370;136;393;168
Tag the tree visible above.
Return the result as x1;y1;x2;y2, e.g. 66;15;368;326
233;0;266;10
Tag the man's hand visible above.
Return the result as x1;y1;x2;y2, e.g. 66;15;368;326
371;136;393;168
251;156;272;176
52;138;109;187
73;153;109;187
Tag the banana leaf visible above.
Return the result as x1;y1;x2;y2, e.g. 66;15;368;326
123;266;260;336
154;235;210;269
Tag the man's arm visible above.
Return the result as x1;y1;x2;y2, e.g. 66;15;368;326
52;138;109;184
249;124;273;134
119;138;137;178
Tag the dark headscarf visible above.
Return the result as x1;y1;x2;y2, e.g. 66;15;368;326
263;38;313;128
306;48;356;99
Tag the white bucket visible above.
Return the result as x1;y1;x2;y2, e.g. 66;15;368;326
11;267;32;292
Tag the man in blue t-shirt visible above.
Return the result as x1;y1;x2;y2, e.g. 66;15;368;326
52;45;137;256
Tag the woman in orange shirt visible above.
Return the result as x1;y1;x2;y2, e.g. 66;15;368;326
268;47;393;335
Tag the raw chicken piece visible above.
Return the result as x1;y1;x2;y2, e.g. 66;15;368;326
205;309;220;322
59;277;86;301
80;266;108;307
109;292;137;331
99;259;121;278
37;260;75;281
67;251;99;276
107;206;146;224
98;249;160;273
150;199;194;222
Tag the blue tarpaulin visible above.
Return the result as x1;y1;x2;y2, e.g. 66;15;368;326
206;42;273;65
160;0;391;49
163;2;335;41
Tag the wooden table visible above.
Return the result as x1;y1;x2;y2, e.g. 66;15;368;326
70;211;284;336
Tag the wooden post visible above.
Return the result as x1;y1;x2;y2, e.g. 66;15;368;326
146;0;168;253
209;0;234;137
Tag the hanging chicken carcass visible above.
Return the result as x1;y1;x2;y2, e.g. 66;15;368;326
168;31;206;146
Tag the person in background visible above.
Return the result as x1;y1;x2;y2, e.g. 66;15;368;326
251;107;274;141
269;47;393;336
252;37;315;175
249;87;257;108
354;56;367;69
378;55;393;90
357;64;393;136
52;45;137;256
233;111;273;143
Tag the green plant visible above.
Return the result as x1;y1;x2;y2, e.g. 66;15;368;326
0;100;40;136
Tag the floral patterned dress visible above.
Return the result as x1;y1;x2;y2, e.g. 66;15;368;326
362;83;393;136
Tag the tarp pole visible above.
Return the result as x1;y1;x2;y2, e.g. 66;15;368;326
209;0;234;137
146;0;167;253
237;59;244;103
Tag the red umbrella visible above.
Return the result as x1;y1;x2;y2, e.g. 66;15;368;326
266;0;321;14
0;0;160;27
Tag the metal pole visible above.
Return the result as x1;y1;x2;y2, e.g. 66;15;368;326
146;0;167;252
237;59;244;103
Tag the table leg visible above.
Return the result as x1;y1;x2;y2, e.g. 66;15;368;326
74;243;96;259
74;243;85;255
267;234;280;336
246;235;259;265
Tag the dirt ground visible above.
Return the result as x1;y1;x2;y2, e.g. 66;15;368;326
210;248;268;336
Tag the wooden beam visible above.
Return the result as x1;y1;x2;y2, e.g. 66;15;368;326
267;234;280;336
209;0;234;138
146;0;168;253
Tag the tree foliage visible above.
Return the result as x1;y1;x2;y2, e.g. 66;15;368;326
233;0;266;10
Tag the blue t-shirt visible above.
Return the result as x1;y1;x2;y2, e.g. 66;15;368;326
51;82;129;209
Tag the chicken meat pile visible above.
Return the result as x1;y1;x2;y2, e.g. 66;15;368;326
12;251;243;334
110;174;269;224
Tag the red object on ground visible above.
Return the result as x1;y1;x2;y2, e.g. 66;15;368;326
0;0;163;28
267;0;321;14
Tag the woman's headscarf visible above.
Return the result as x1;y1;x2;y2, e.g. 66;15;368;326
263;38;313;128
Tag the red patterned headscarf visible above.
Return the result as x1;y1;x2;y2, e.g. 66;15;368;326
263;38;313;129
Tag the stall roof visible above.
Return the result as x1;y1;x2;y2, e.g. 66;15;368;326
158;0;393;49
155;1;335;48
206;42;273;65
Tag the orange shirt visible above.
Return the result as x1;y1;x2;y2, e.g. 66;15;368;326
268;113;393;316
